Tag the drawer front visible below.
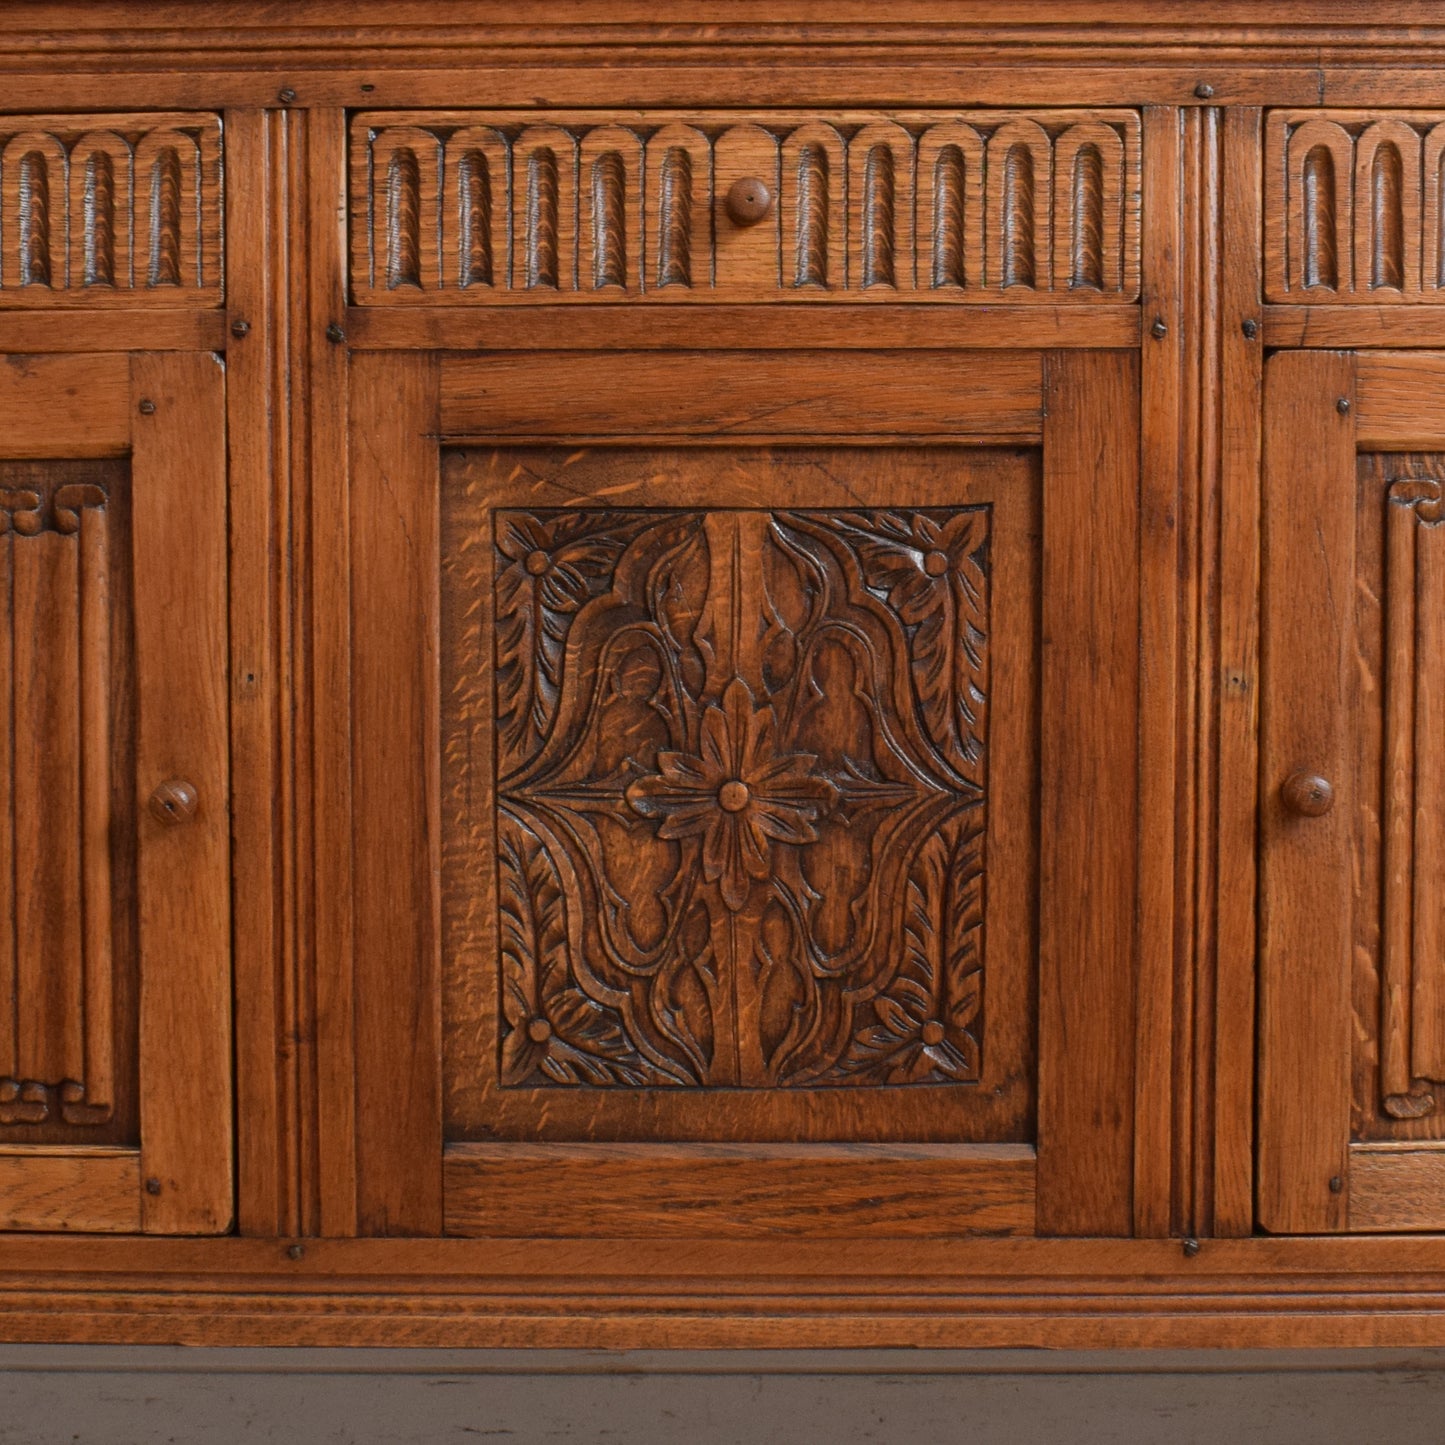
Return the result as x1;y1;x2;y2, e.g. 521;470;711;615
350;109;1141;305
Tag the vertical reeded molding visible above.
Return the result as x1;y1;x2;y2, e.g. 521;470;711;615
1382;476;1445;1119
1438;149;1445;289
1070;144;1105;289
0;504;15;1082
457;150;492;288
82;151;115;287
525;147;559;289
1371;142;1405;289
1001;144;1036;288
932;145;967;288
385;147;422;290
1302;145;1338;290
861;144;895;289
590;151;626;290
657;146;692;288
56;484;113;1124
794;142;828;288
18;151;52;287
146;147;182;287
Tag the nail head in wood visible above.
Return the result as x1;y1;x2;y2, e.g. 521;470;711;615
230;319;251;338
144;1177;162;1196
1281;770;1334;817
1182;1237;1201;1257
287;1243;305;1260
1337;397;1351;414
326;323;347;344
137;399;156;415
1150;317;1168;339
1329;1176;1344;1194
1195;82;1215;98
725;177;773;227
1242;318;1259;339
149;778;199;826
277;87;297;104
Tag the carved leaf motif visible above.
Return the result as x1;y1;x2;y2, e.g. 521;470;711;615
497;811;653;1088
494;510;657;775
834;819;984;1085
816;509;989;785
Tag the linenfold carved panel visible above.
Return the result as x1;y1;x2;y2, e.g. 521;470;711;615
1266;110;1445;302
1376;456;1445;1120
351;109;1140;303
0;113;223;305
0;464;128;1129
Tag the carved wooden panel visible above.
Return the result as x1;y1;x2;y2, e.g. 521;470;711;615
0;114;223;306
1359;455;1445;1125
1266;110;1445;303
0;461;136;1144
443;446;1035;1144
351;110;1140;304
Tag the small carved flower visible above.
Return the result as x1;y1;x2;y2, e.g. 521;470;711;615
625;677;837;911
864;511;986;623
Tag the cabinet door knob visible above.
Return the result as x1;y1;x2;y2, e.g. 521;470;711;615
725;176;773;226
149;778;199;825
1281;770;1334;817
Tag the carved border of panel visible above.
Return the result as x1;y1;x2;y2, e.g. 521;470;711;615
1266;110;1445;303
351;109;1141;304
0;113;223;306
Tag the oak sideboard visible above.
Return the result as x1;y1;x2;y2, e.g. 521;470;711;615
1;1;1445;1349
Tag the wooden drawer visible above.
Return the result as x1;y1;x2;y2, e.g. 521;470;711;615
350;109;1142;305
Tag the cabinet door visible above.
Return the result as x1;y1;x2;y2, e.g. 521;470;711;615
1261;349;1445;1232
0;353;230;1233
337;346;1142;1239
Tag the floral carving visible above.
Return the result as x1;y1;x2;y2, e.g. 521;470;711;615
493;506;990;1089
625;677;836;911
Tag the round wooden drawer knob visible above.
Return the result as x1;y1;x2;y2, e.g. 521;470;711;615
725;176;773;226
149;777;199;825
1281;771;1334;817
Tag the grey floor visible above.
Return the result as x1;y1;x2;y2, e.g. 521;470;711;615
1;1347;1444;1444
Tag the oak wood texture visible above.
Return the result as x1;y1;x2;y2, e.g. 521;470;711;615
345;304;1142;353
131;352;232;1234
1265;111;1445;305
441;443;1035;1146
1356;353;1445;446
0;459;133;1146
1257;350;1355;1234
0;355;129;458
0;1149;139;1232
438;351;1043;440
0;113;223;306
351;109;1141;305
333;343;1144;1240
0;351;231;1235
307;110;360;1241
1211;106;1265;1239
1036;350;1139;1236
347;351;443;1236
1348;1145;1445;1231
443;1144;1035;1238
11;1233;1445;1348
17;0;1445;1352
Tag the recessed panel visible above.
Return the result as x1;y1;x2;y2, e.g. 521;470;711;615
0;459;136;1146
442;445;1037;1143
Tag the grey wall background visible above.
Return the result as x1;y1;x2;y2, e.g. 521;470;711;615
2;1347;1445;1444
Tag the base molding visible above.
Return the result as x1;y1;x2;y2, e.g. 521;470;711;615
4;1236;1445;1348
